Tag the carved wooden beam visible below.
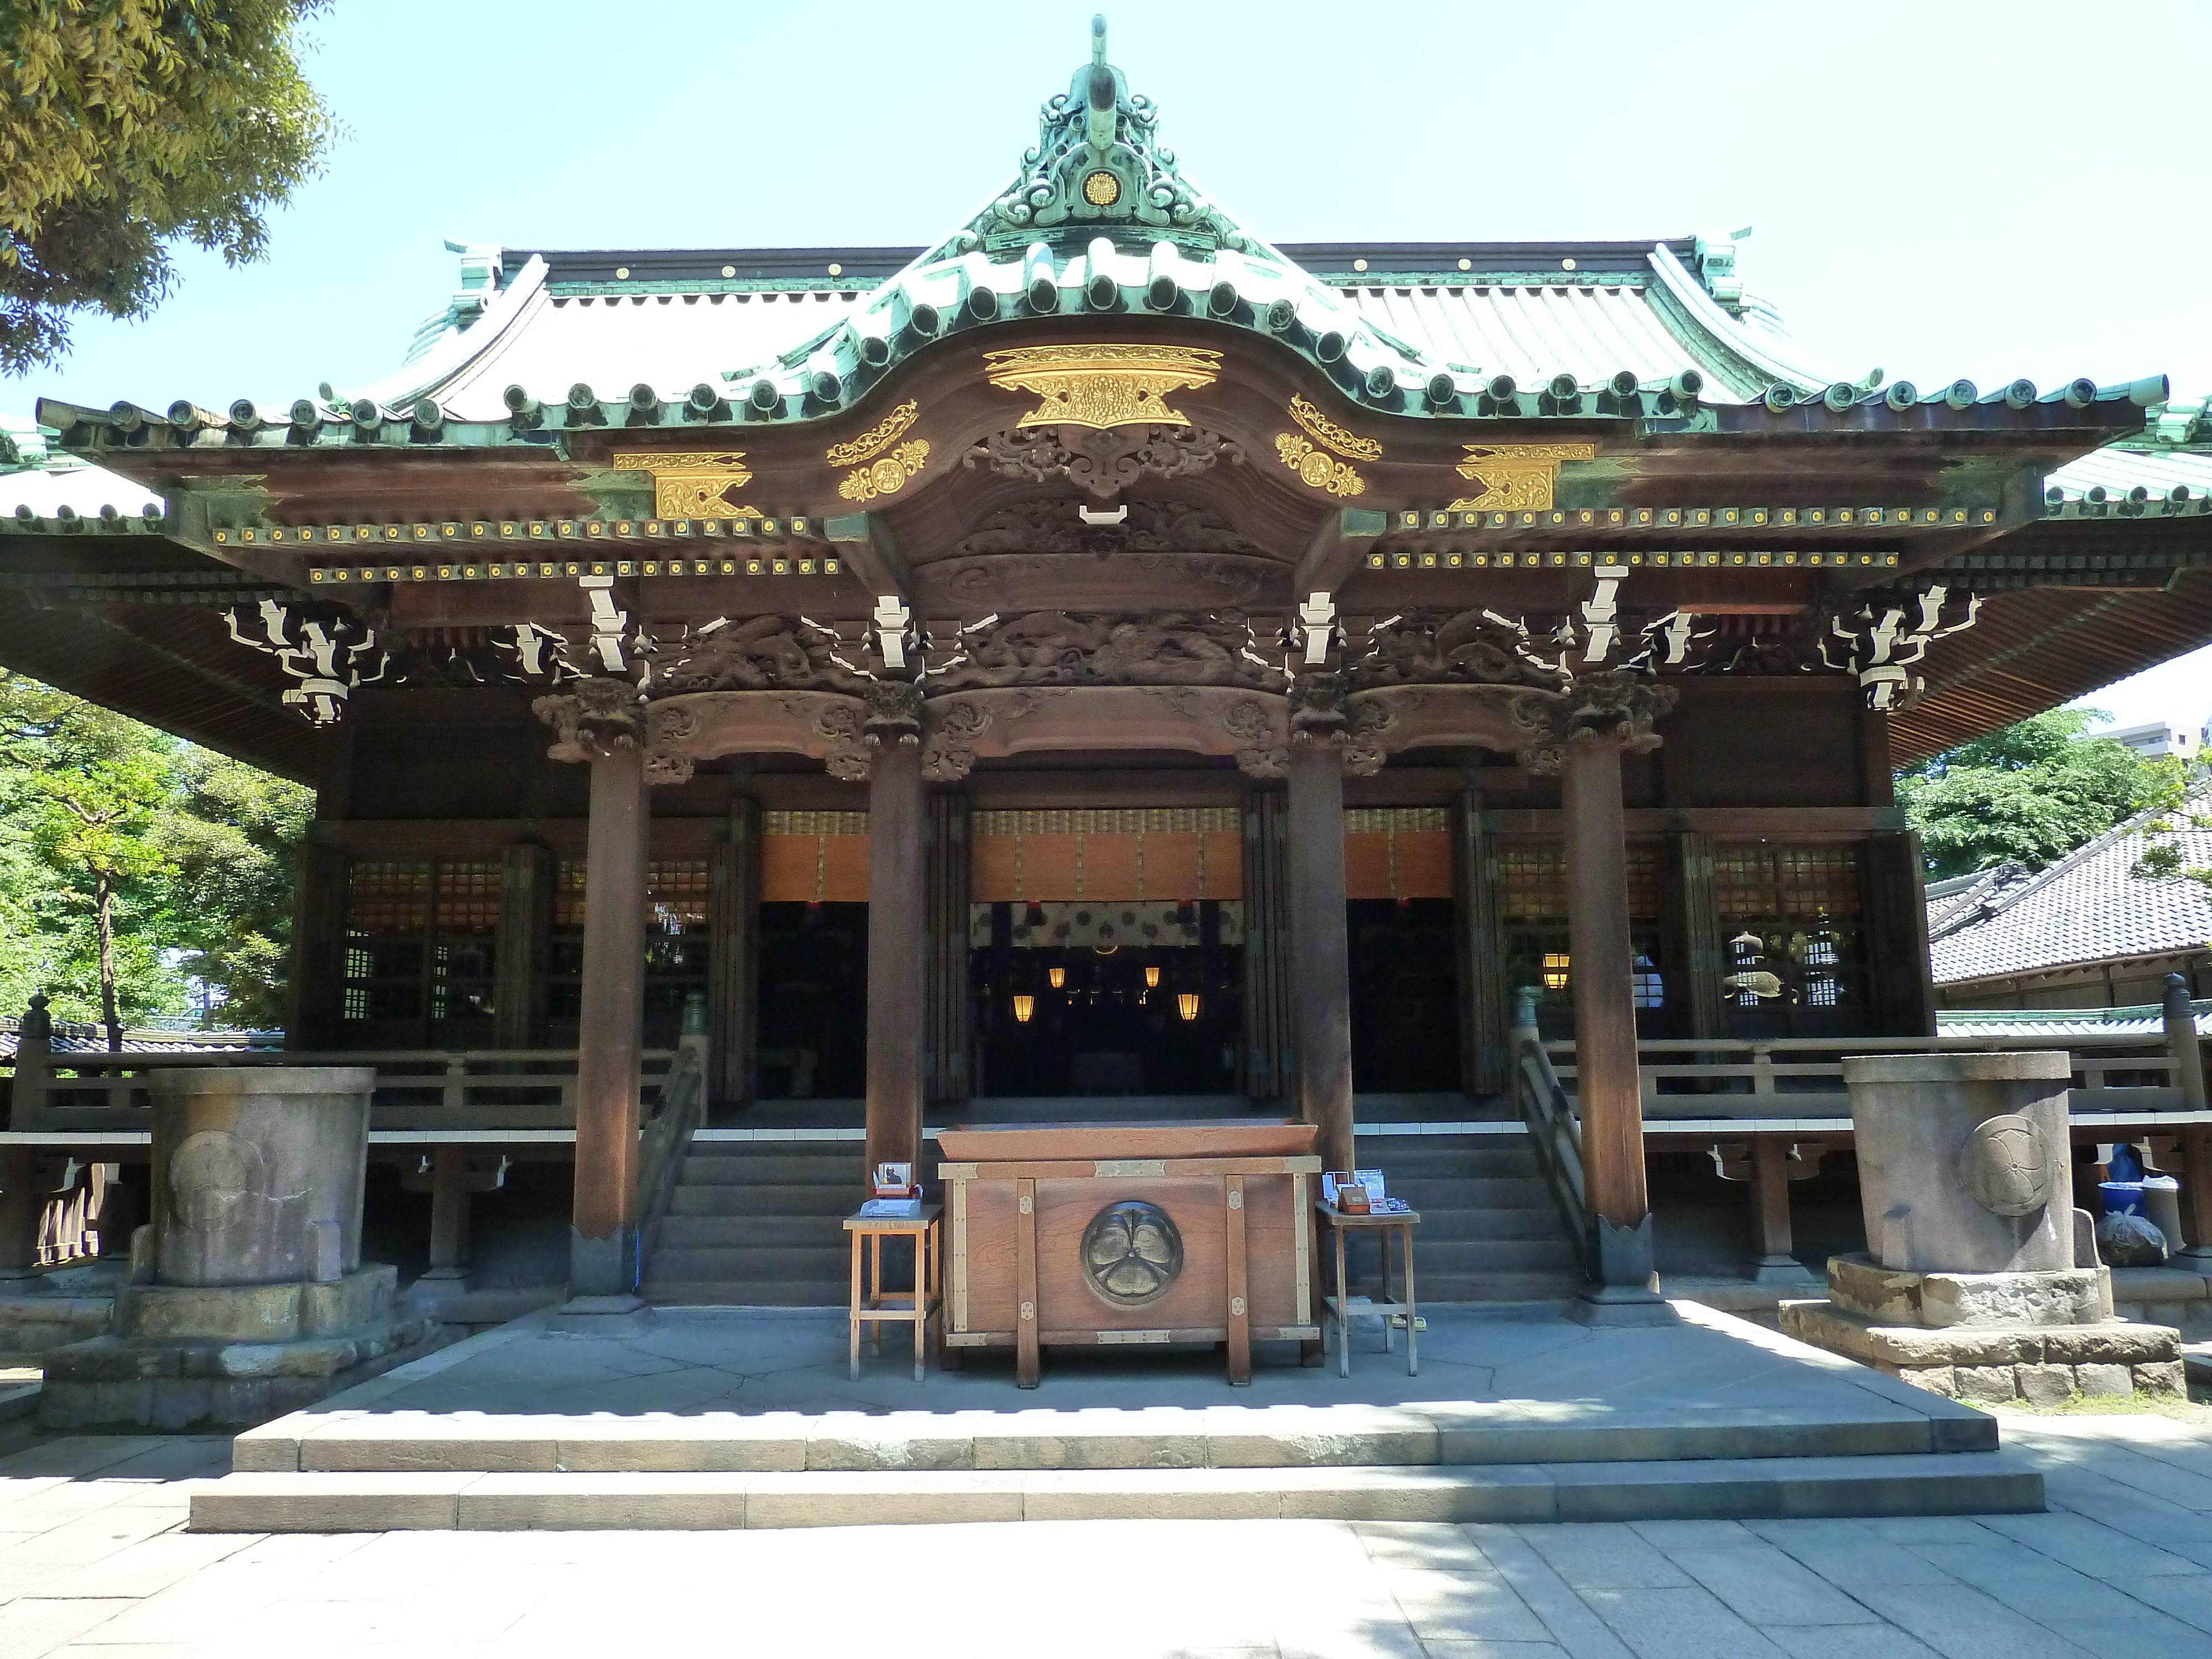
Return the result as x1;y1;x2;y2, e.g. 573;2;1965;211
644;688;873;780
1291;506;1390;599
919;685;1290;781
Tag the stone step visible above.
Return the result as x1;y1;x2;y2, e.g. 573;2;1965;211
645;1245;849;1282
666;1186;855;1218
189;1451;2041;1532
644;1281;852;1308
677;1155;862;1186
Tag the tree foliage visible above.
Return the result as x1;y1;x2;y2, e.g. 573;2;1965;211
0;0;338;372
1898;709;2172;880
0;673;311;1033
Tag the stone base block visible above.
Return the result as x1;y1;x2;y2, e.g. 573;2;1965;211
1780;1298;2183;1403
39;1310;452;1432
1827;1254;2109;1328
117;1264;397;1343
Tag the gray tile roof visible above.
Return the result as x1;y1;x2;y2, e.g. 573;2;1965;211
1927;781;2212;985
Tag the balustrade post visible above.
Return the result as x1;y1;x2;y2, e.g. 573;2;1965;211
2167;974;2212;1261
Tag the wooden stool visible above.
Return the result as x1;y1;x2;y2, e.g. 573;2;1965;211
844;1204;943;1381
1314;1203;1422;1377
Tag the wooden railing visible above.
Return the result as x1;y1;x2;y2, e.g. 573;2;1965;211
1545;1032;2187;1123
1509;998;1590;1276
636;1005;711;1271
8;1046;676;1134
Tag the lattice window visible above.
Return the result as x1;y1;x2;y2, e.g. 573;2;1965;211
548;858;714;1024
1714;844;1864;1010
1496;844;1663;1007
342;859;497;1031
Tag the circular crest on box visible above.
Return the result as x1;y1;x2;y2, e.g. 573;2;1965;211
1081;1199;1183;1306
169;1129;266;1232
1958;1113;2054;1218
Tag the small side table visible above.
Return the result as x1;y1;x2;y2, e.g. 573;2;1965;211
844;1204;943;1381
1313;1203;1422;1377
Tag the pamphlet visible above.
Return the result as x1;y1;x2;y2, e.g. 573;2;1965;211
858;1196;923;1219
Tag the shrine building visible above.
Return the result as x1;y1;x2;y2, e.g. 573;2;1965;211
9;20;2212;1314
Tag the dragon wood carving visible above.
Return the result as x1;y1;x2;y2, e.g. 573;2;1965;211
966;424;1239;500
931;611;1286;692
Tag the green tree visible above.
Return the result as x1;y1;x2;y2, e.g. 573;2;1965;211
1898;709;2165;880
161;746;312;1029
1;0;338;372
0;675;179;1043
0;674;312;1037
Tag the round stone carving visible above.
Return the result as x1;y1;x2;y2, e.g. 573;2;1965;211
168;1129;265;1233
1958;1113;2054;1218
1081;1199;1183;1307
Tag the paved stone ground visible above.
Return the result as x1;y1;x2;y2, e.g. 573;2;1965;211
4;1414;2212;1656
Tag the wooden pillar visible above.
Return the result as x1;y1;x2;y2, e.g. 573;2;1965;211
1562;732;1653;1290
1865;829;1937;1037
865;742;927;1180
422;1145;470;1282
708;799;761;1109
493;841;552;1049
1453;789;1507;1099
571;742;649;1298
286;833;348;1049
1661;831;1723;1041
925;791;971;1105
1241;788;1292;1100
0;1147;41;1280
1287;742;1354;1178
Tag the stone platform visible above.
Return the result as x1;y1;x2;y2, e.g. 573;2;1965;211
189;1300;2043;1531
1780;1253;2185;1405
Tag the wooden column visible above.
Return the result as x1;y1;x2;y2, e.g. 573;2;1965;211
493;841;552;1049
1287;742;1354;1178
865;741;927;1180
708;799;761;1109
1661;831;1723;1041
925;791;971;1104
571;742;649;1298
1865;829;1937;1037
1453;789;1507;1099
286;833;348;1049
1562;732;1653;1289
421;1145;471;1286
0;1147;41;1280
1241;789;1293;1100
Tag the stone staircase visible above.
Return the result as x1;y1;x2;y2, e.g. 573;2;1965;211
644;1142;860;1307
641;1127;1580;1308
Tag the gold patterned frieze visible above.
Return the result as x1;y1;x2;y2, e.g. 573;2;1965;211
611;451;757;518
838;439;931;503
983;344;1221;430
1286;393;1383;461
1274;432;1367;497
825;401;921;467
1446;442;1597;512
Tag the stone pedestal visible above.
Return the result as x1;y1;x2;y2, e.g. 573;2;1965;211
1782;1052;2182;1403
40;1068;447;1430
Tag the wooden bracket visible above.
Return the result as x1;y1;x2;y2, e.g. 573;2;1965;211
1291;507;1389;599
823;512;912;601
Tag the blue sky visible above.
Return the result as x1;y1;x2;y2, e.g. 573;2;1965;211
6;0;2209;728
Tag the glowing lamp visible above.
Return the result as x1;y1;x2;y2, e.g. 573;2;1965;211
1012;994;1035;1024
1145;966;1161;988
1177;992;1201;1022
1047;967;1066;989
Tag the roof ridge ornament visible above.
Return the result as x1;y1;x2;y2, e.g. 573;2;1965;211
942;15;1250;256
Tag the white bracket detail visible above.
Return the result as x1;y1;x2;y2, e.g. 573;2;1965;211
1297;591;1337;666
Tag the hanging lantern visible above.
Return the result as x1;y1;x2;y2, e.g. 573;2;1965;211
1013;994;1035;1024
1048;966;1066;989
1145;964;1161;988
1177;992;1201;1021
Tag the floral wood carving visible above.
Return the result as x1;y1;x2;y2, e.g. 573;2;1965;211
952;498;1251;559
967;424;1239;500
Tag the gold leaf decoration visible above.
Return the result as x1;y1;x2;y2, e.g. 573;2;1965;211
1274;433;1366;497
611;451;754;518
984;344;1221;430
1287;393;1383;461
838;439;931;502
825;401;921;467
1446;442;1597;512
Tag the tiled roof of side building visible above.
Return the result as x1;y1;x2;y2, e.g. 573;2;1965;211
1927;780;2212;985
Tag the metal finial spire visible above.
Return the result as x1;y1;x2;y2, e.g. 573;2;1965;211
1092;14;1108;65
